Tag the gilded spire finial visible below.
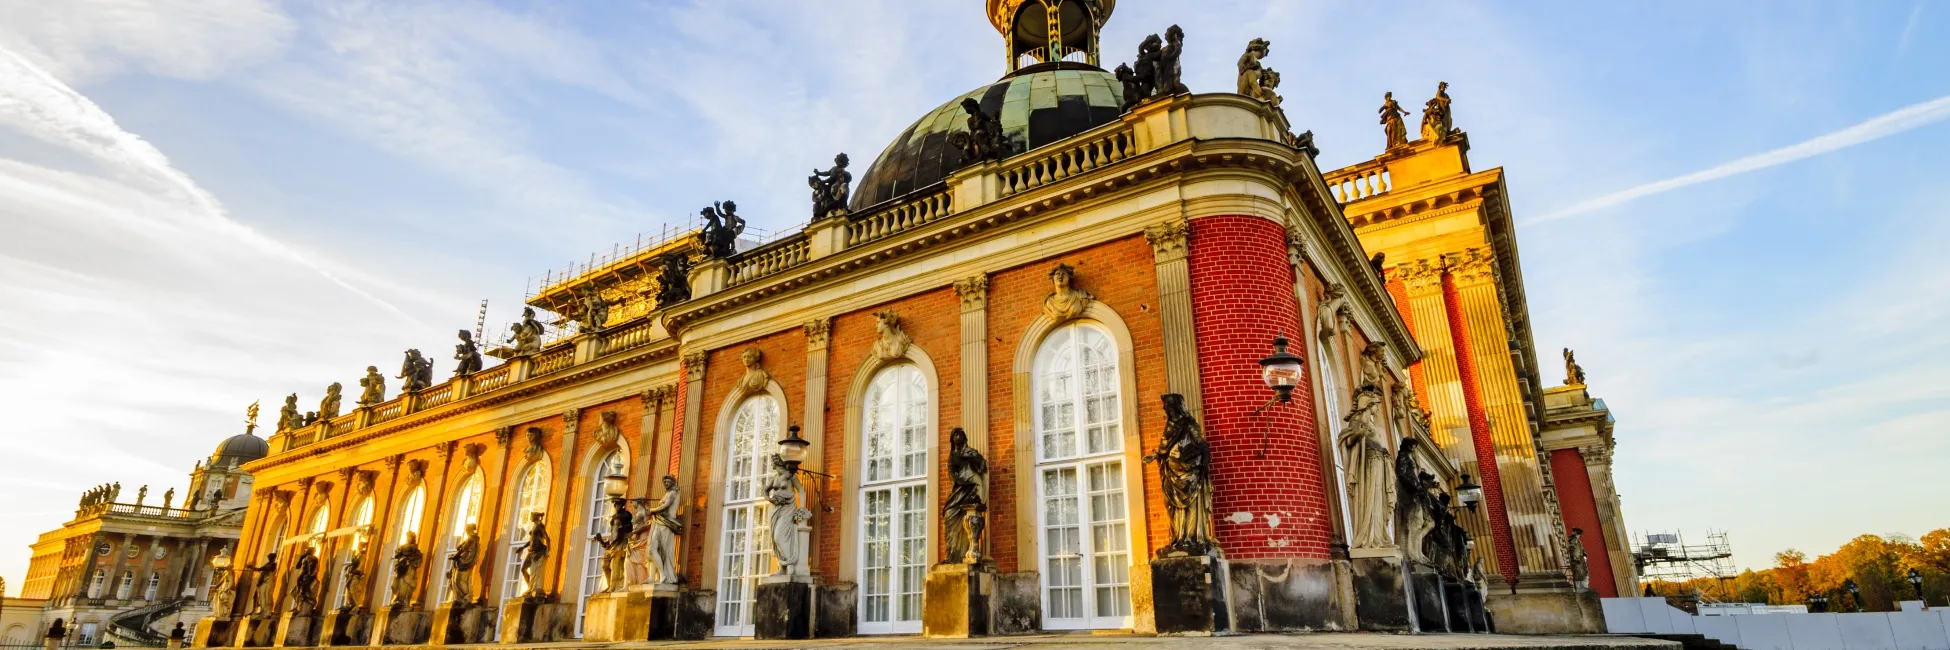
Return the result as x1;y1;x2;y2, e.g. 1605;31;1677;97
245;401;260;435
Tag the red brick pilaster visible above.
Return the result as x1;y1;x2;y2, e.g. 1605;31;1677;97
1441;270;1519;583
1549;448;1616;597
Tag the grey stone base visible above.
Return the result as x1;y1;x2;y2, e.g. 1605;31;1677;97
581;591;650;643
237;615;276;647
1485;588;1605;634
374;607;428;646
1227;558;1346;632
923;563;994;638
1409;564;1449;631
814;582;857;638
671;590;715;641
191;616;234;648
993;572;1041;635
317;608;366;646
272;613;316;647
754;577;812;640
429;602;493;645
1151;555;1230;635
1351;555;1411;631
497;599;541;644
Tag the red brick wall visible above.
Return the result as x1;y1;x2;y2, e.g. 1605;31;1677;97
1441;272;1519;583
986;235;1168;573
1549;448;1616;597
1187;215;1332;561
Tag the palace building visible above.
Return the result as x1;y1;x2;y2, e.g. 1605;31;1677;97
190;1;1634;645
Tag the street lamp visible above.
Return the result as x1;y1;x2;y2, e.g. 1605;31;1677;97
1457;473;1483;512
1809;593;1828;613
1258;335;1305;403
775;424;835;512
1845;579;1861;612
1908;568;1925;605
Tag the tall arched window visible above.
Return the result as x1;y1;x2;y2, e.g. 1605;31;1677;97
1033;322;1132;630
305;505;330;550
858;364;928;634
381;485;425;605
501;462;551;609
143;572;159;601
1317;342;1353;543
435;473;484;604
715;395;779;637
89;569;105;599
575;450;627;637
116;571;133;600
333;496;375;608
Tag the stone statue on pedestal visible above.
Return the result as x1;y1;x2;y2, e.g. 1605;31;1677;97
357;367;385;406
655;255;691;308
248;552;278;615
1567;527;1590;588
446;525;480;604
510;307;544;356
698;201;745;259
950;98;1010;167
210;554;236;615
645;475;682;585
341;542;367;610
1563;348;1587;385
290;545;319;614
589;498;633;593
1157;25;1189;96
1237;38;1281;108
942;428;988;563
136;485;148;506
1396;439;1434;563
389;533;422;608
1420;81;1454;142
1341;387;1394;549
276;394;301;432
162;488;174;509
319;383;342;420
519;513;550;598
575;285;609;334
453;331;482;377
1147;394;1217;557
1380;92;1410;149
765;454;809;575
397;349;433;393
808;153;851;218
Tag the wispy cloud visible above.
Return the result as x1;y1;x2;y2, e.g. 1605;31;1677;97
1528;92;1950;225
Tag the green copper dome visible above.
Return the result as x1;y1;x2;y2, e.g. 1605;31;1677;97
850;62;1126;211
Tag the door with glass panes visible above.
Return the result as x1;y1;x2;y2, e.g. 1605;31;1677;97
857;364;928;634
716;396;778;637
1033;323;1133;630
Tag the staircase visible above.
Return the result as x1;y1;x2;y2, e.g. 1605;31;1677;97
107;597;190;647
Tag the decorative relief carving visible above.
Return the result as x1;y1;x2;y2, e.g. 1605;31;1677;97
354;470;376;496
461;444;485;474
954;275;989;311
1315;283;1351;343
1447;247;1496;286
871;310;912;362
737;348;769;394
336;467;355;488
1143;218;1191;261
680;349;708;376
523;427;546;463
640;384;676;408
803;317;832;349
593;411;621;447
1401;258;1443;295
384;454;403;473
405;460;426;483
494;426;514;449
562;408;582;437
1043;264;1094;323
434;441;456;463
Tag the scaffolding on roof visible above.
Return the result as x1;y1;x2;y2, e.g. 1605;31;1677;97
1633;529;1737;604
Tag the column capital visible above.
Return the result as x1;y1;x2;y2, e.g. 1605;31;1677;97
803;317;833;350
953;275;989;313
1145;217;1191;262
1444;247;1496;287
680;348;708;376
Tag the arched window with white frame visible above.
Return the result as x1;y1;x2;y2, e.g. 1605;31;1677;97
116;571;133;600
1033;321;1132;630
332;496;375;608
575;450;627;637
434;473;483;604
380;485;424;605
715;395;778;637
857;363;928;634
89;569;105;599
1317;342;1353;544
143;572;159;601
501;462;550;611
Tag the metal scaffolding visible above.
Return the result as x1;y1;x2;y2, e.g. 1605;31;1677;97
1632;530;1737;604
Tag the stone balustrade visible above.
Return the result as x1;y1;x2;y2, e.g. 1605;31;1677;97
729;235;810;286
997;127;1135;197
845;188;954;247
1325;159;1393;204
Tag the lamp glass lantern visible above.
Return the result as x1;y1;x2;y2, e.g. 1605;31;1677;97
601;473;629;499
1908;568;1923;588
777;424;810;466
1457;473;1484;511
210;553;231;570
1258;335;1305;403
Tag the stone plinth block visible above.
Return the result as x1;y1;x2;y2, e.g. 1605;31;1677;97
191;616;233;648
672;589;716;641
1350;553;1411;632
429;603;485;646
1227;558;1344;632
814;582;857;638
1485;588;1605;634
372;606;428;645
993;572;1041;635
1443;578;1474;632
1466;583;1489;632
924;562;995;638
272;613;316;647
317;608;365;646
497;598;543;644
638;584;683;641
754;575;813;640
1150;555;1231;636
236;615;275;647
1409;564;1449;632
582;590;651;643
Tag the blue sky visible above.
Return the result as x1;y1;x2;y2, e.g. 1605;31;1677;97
0;0;1944;586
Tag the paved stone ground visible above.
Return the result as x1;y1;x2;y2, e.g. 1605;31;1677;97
441;633;1678;650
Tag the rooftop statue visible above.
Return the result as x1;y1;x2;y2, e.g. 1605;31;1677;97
808;153;852;219
1115;63;1142;111
276;394;301;432
357;366;385;406
654;254;691;309
1563;347;1587;385
1237;38;1281;108
698;200;745;259
397;349;433;393
949;98;1010;167
1156;25;1189;96
319;383;342;420
1380;91;1410;149
453;330;482;377
1148;394;1217;558
509;307;544;356
575;285;609;334
1420;81;1454;142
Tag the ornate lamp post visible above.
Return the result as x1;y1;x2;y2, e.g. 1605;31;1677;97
1457;474;1483;512
1809;592;1827;613
1908;568;1925;607
1258;335;1305;403
1844;579;1861;612
775;425;833;511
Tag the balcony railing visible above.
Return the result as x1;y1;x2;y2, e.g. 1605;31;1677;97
1324;159;1393;204
598;319;656;359
531;344;575;377
729;235;810;287
997;127;1135;197
469;362;514;394
419;381;456;409
846;187;954;248
369;398;405;425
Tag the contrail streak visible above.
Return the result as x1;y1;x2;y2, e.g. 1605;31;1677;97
1529;93;1950;225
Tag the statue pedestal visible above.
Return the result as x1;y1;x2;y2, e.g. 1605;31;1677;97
1149;554;1231;635
1443;578;1474;632
497;597;543;644
1349;549;1412;631
235;614;275;647
1408;563;1449;632
317;607;366;646
272;612;318;647
753;574;812;640
923;562;995;638
582;590;652;642
191;616;234;648
372;605;428;645
638;584;686;640
429;602;487;645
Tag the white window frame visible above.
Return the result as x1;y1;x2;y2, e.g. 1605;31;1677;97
715;396;778;637
500;462;551;613
1032;322;1134;630
575;451;627;637
1317;343;1355;544
434;473;483;604
332;496;375;608
856;364;929;635
143;572;159;601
